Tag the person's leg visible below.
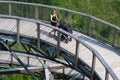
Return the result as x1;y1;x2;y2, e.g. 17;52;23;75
54;30;56;36
49;22;57;36
49;29;56;36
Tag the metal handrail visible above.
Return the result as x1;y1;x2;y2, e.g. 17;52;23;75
0;0;120;49
0;1;119;30
0;14;119;80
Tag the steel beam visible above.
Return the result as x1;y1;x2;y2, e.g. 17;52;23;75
91;53;96;80
112;28;117;47
16;19;20;44
35;5;39;20
87;17;92;36
0;66;66;74
37;23;40;49
75;40;79;66
105;70;109;80
9;2;12;15
56;31;61;58
0;41;37;80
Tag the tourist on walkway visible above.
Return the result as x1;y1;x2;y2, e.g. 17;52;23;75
49;10;59;36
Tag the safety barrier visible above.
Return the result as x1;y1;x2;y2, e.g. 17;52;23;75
0;1;120;48
0;14;118;80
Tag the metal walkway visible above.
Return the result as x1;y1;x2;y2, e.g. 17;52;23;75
0;18;120;79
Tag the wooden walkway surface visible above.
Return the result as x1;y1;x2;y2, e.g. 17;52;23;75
0;18;120;79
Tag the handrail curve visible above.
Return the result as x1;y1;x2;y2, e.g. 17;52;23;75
0;14;119;80
0;1;119;30
0;1;120;49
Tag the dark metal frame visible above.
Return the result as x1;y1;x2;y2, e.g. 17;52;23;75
0;35;99;79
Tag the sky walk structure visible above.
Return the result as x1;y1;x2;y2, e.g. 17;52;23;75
0;1;120;80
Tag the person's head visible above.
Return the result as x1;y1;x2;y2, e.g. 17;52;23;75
53;10;56;13
52;10;56;15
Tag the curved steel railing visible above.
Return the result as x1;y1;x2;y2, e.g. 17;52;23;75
0;14;119;80
0;1;120;48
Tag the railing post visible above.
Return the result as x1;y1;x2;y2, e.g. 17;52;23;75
56;31;61;58
17;19;20;44
35;5;39;20
61;10;65;22
112;28;117;47
75;40;79;66
87;17;92;36
91;53;96;80
83;75;85;80
44;60;46;65
63;68;66;80
37;23;40;49
105;70;109;80
10;54;13;67
9;2;12;15
63;68;65;75
27;57;30;66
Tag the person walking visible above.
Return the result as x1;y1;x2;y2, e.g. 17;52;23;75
49;10;59;36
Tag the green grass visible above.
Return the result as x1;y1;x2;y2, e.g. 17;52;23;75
0;74;33;80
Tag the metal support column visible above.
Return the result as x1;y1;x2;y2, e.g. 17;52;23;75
112;28;117;47
61;10;65;22
35;5;39;20
63;68;65;80
91;53;96;80
83;75;85;80
27;57;30;66
37;23;40;49
75;40;79;66
9;2;12;15
87;17;92;36
105;70;109;80
10;54;13;67
56;31;61;58
17;19;20;44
